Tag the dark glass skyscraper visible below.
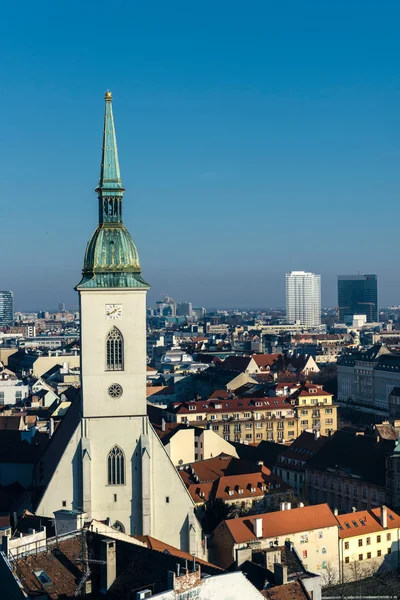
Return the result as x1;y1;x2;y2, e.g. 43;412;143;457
338;275;378;324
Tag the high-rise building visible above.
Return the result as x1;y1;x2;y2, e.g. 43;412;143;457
34;92;204;556
176;302;193;317
337;274;378;324
286;271;321;327
0;291;14;326
58;302;66;312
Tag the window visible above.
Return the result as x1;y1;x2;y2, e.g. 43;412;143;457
377;549;382;557
345;557;349;564
256;423;262;429
244;413;250;418
325;408;333;414
15;391;22;400
246;434;252;439
358;554;363;561
246;424;252;429
106;327;124;371
345;541;349;550
288;430;295;437
388;547;392;554
387;533;391;541
303;550;307;558
288;421;295;427
113;494;117;502
377;535;381;543
212;425;219;431
166;497;170;503
301;420;309;426
367;552;371;559
107;446;125;485
256;433;262;439
196;416;202;421
366;537;371;545
326;419;333;425
0;392;4;404
358;539;363;547
62;500;66;507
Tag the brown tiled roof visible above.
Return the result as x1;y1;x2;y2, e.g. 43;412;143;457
171;396;293;415
262;580;310;599
179;453;262;485
336;507;400;539
252;354;283;369
223;503;337;543
134;535;221;569
0;415;24;430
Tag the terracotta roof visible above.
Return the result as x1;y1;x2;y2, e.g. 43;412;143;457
171;396;293;415
262;580;311;599
336;507;400;539
179;453;262;485
134;534;221;569
223;503;338;543
209;389;231;399
252;354;283;369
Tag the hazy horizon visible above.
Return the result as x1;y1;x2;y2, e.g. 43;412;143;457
2;1;400;311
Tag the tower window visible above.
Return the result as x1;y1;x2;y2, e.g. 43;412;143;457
107;445;125;485
106;327;124;371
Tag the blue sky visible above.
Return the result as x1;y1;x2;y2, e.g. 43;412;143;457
1;1;400;310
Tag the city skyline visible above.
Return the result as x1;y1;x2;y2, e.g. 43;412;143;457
2;2;400;309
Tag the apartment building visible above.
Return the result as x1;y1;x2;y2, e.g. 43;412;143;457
168;383;337;444
305;430;391;512
336;506;400;582
212;503;339;577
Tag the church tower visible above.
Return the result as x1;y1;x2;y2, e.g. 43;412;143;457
77;90;149;419
35;93;203;557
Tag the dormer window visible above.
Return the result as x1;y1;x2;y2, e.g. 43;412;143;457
188;405;196;411
214;404;222;409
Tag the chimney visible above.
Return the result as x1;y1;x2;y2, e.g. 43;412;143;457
334;508;338;516
274;563;288;586
49;418;55;438
314;430;320;440
285;502;291;511
161;418;166;432
298;502;304;508
381;505;388;529
100;539;116;593
352;506;356;513
280;502;286;511
254;518;263;538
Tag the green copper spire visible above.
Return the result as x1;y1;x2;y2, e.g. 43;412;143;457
76;92;149;290
96;91;124;195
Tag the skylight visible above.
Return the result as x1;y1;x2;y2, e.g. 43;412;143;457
345;522;351;529
352;520;358;527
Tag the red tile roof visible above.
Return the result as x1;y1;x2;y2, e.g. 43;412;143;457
252;354;283;369
172;397;294;415
336;507;400;539
134;535;221;569
223;503;338;543
262;580;310;599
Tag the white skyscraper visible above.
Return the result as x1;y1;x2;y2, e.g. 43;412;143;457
286;271;321;327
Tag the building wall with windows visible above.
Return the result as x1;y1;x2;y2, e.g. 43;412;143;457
337;506;400;583
170;386;337;445
305;468;386;513
286;271;321;327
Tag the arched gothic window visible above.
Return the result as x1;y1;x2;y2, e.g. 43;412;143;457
106;327;124;371
107;445;125;485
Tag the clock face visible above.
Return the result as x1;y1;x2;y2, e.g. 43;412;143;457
105;304;122;320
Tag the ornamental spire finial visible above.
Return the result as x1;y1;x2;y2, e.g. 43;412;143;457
96;91;124;194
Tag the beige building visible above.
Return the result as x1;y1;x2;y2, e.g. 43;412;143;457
336;506;400;582
160;424;238;466
212;503;339;578
168;382;337;444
